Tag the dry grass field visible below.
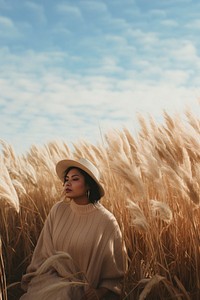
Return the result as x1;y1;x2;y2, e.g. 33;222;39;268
0;110;200;299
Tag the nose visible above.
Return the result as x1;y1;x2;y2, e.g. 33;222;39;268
65;180;71;186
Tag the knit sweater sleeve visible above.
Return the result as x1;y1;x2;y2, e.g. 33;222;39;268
98;218;127;295
21;202;58;291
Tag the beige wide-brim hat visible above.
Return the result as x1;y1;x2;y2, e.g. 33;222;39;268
56;157;105;197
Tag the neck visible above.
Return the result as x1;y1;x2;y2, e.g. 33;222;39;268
72;196;90;205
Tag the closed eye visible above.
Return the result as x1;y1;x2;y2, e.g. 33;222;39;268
64;176;79;183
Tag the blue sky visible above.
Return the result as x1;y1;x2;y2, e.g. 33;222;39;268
0;0;200;154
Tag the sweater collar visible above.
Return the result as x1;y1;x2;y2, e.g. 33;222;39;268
70;199;100;214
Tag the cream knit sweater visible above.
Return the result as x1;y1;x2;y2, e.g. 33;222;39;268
20;200;126;299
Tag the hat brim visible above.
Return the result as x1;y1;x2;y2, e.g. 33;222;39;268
56;159;105;197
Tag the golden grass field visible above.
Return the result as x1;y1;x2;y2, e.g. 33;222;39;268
0;110;200;300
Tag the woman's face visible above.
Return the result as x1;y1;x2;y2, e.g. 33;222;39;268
64;168;89;204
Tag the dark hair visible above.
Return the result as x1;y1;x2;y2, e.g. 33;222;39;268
64;167;101;204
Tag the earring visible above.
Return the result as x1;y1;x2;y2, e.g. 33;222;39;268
87;190;90;199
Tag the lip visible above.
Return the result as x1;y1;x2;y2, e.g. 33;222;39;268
66;188;72;193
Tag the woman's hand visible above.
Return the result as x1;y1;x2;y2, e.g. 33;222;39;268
82;287;109;300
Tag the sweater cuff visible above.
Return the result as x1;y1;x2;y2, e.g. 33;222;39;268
21;272;36;291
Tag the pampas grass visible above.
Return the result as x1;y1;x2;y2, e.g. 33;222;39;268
23;252;88;300
0;157;20;213
0;108;200;299
0;237;7;300
149;199;173;223
126;199;149;231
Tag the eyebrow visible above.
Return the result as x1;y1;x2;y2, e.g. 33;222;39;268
65;174;80;178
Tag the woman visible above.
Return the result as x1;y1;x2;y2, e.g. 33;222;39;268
20;158;126;300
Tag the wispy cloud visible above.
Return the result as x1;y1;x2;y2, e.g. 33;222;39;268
56;3;82;18
0;15;13;27
1;48;199;147
0;0;200;154
185;19;200;29
51;22;71;36
81;1;108;12
169;41;200;64
128;29;159;46
161;19;178;27
0;16;21;38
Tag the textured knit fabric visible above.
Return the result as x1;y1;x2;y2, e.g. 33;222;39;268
20;200;126;300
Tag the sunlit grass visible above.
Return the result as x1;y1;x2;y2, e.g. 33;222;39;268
0;109;199;299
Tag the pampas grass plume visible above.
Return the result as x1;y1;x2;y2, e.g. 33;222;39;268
126;199;149;231
34;252;72;276
150;199;173;223
0;159;19;212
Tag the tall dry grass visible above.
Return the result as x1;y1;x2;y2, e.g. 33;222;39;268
0;109;199;299
0;237;7;300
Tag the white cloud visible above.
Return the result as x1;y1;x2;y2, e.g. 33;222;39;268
1;54;199;116
170;41;200;64
128;28;159;46
52;22;71;36
92;56;123;74
160;70;190;85
1;67;199;154
0;2;200;155
0;16;21;39
185;19;200;29
0;15;13;27
81;1;108;12
56;3;82;18
161;19;178;27
104;34;135;56
104;16;129;31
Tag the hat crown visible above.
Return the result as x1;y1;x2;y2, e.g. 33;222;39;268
78;158;100;180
